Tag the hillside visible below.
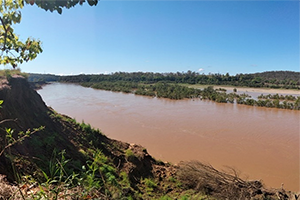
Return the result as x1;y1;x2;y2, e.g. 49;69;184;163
0;76;298;199
252;71;300;81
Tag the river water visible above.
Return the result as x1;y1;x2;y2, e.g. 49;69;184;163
37;83;300;191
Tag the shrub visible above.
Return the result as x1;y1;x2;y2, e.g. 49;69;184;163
125;149;136;160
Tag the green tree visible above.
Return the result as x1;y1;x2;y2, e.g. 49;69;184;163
0;0;98;68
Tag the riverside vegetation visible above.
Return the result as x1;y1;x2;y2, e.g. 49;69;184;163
31;71;300;110
1;71;299;199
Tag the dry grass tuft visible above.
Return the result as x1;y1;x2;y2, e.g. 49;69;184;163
177;161;266;200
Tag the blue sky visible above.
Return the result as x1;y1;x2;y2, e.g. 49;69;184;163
9;0;300;75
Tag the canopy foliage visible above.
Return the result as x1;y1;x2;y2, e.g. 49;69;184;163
0;0;98;68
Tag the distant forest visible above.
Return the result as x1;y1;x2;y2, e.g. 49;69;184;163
29;70;300;90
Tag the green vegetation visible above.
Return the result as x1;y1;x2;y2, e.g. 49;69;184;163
142;178;157;192
0;69;28;79
75;80;300;110
81;81;138;94
0;0;99;68
258;93;297;101
59;71;300;90
0;0;42;68
54;71;300;110
125;149;136;160
27;73;60;83
7;149;132;199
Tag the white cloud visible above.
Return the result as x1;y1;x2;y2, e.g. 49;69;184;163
57;72;74;76
95;71;110;75
102;71;110;75
198;68;204;72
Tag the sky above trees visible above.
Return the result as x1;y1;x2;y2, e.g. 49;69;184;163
11;0;299;75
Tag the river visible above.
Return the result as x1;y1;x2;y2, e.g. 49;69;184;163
37;82;300;191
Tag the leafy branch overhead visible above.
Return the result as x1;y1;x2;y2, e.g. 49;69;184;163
0;0;99;68
24;0;99;14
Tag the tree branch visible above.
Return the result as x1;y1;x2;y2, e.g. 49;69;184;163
0;118;18;125
0;128;40;157
0;16;8;53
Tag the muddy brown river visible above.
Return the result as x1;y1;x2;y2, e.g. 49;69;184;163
37;83;300;191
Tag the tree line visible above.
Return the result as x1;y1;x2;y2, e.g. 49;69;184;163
57;71;300;89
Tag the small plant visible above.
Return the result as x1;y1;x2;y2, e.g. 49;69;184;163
81;150;120;197
142;178;157;192
178;195;190;200
168;176;176;183
159;195;173;200
119;171;130;188
125;149;135;160
0;125;44;157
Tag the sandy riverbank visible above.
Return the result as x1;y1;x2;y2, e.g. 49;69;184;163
215;86;300;95
187;84;300;95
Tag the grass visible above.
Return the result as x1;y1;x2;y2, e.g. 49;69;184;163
125;149;136;160
0;69;28;79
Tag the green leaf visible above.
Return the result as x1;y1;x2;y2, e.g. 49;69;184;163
42;170;49;181
1;0;98;68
